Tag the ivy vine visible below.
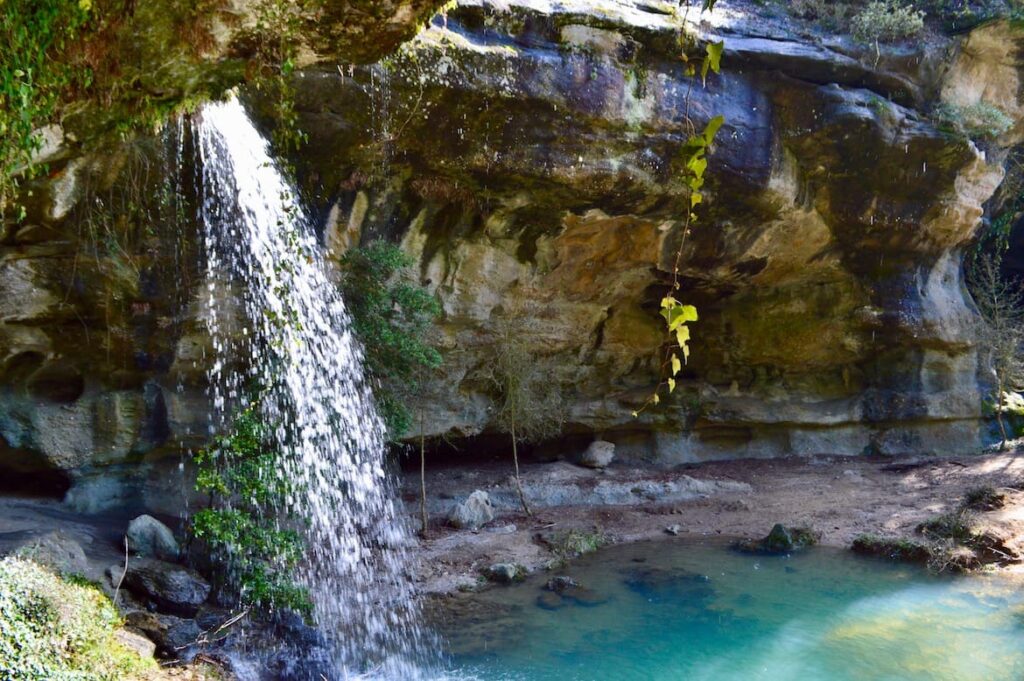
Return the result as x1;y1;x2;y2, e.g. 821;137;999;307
0;0;91;220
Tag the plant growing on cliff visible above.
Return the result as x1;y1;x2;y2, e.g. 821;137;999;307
337;241;442;440
967;253;1024;450
934;101;1014;141
486;312;566;516
851;1;925;44
0;0;91;219
191;404;310;614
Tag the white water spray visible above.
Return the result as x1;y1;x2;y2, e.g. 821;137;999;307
193;95;433;678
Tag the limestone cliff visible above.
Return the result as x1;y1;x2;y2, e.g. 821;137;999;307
1;0;1023;511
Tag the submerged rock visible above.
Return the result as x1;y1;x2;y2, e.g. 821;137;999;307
449;490;495;530
126;514;180;561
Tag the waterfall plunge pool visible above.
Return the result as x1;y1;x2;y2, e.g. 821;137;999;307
436;538;1024;681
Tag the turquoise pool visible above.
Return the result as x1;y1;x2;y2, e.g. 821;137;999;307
439;539;1024;681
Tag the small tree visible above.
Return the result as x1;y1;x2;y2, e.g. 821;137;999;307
338;242;442;440
191;403;310;613
486;314;565;516
967;253;1024;450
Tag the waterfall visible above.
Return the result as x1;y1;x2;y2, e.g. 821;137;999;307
193;95;432;678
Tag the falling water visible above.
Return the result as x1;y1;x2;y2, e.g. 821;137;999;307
193;95;432;678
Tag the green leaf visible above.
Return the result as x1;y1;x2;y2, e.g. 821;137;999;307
690;192;703;208
702;0;718;11
705;41;724;77
703;114;725;145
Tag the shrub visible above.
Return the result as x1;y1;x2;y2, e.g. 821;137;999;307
191;405;310;614
916;510;976;543
337;242;442;440
934;101;1014;140
963;485;1006;511
851;1;925;43
0;557;156;680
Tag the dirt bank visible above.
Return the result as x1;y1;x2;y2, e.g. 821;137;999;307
407;452;1024;594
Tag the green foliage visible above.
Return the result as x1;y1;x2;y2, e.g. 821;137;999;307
851;1;925;43
0;0;91;219
934;101;1014;140
917;510;977;543
192;405;310;614
0;556;156;680
338;241;442;439
787;0;853;30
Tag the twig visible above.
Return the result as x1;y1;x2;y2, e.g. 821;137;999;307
114;535;128;606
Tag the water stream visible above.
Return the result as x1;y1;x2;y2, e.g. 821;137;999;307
193;95;433;678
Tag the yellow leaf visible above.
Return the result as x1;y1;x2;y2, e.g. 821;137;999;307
79;0;92;9
691;192;703;208
668;378;676;393
631;411;639;418
652;393;660;405
671;354;681;375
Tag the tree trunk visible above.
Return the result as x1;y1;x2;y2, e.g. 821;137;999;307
419;409;428;538
997;375;1009;452
511;422;532;516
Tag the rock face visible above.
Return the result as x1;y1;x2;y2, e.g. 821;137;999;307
281;0;1022;460
2;0;1024;505
448;490;495;530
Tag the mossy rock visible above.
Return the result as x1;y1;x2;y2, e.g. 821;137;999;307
734;523;819;555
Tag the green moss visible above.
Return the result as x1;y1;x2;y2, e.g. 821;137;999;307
0;557;156;680
851;534;933;563
543;529;609;566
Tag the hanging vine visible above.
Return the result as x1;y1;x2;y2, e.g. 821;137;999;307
634;1;724;416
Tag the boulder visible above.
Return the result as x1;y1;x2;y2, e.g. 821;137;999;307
484;563;522;584
113;558;211;616
576;440;615;469
13;530;88;576
448;490;494;530
126;514;180;560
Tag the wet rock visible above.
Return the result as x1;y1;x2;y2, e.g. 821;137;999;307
733;524;819;555
113;558;211;616
13;530;88;576
577;440;615;469
448;490;494;530
126;514;180;560
125;610;203;657
665;524;682;536
484;563;522;584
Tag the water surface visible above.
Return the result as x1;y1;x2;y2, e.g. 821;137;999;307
440;539;1024;681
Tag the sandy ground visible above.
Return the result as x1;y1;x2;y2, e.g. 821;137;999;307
408;451;1024;594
